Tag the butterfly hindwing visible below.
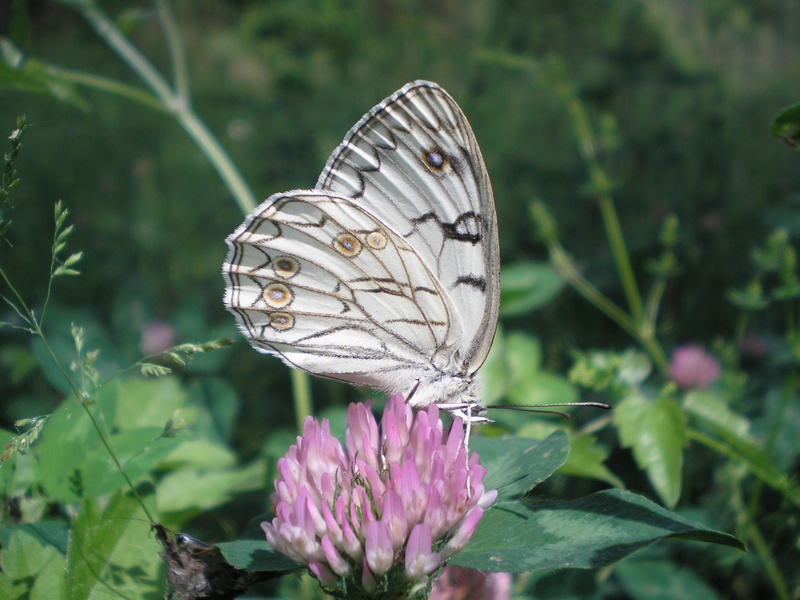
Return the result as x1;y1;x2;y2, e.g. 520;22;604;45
316;81;500;370
223;191;462;391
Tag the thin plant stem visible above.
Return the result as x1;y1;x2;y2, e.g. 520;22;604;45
155;0;190;104
538;213;670;373
645;275;667;330
43;66;166;111
75;1;256;215
536;60;669;373
0;268;34;328
33;320;155;524
548;242;640;339
686;428;800;508
559;84;646;327
731;472;790;600
291;370;313;434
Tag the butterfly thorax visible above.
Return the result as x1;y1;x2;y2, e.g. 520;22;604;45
404;369;490;425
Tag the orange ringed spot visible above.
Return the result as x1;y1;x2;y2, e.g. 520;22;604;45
333;232;362;257
366;230;388;250
423;148;446;170
263;282;292;308
268;312;294;330
274;256;300;279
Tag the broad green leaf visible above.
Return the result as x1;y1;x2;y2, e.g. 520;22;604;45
34;400;97;503
186;378;240;443
36;393;182;501
508;369;578;408
683;390;749;437
558;432;623;488
481;327;510;404
486;331;577;429
451;489;743;573
156;461;265;513
80;427;182;496
1;528;64;583
615;394;687;508
500;261;565;317
216;539;301;574
29;551;67;600
0;521;69;555
471;432;569;501
161;438;237;469
65;493;162;600
506;331;542;376
0;574;28;600
0;344;38;384
108;377;191;431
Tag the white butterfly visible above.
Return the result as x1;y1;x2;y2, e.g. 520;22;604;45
222;81;499;428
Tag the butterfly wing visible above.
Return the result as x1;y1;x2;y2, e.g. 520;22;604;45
316;80;500;372
223;191;462;393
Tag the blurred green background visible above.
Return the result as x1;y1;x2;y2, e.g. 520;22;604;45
1;1;799;597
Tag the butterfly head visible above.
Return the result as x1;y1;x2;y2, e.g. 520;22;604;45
403;370;491;425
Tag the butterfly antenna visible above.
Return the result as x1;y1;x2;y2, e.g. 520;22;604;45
489;401;611;420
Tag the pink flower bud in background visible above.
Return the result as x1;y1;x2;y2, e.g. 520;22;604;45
669;344;722;389
139;320;176;355
431;565;512;600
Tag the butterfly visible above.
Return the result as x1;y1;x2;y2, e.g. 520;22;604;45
224;81;496;431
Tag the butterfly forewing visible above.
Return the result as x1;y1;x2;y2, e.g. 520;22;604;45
316;81;500;370
224;191;462;391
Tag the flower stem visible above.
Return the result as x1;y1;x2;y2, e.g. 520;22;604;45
291;370;313;433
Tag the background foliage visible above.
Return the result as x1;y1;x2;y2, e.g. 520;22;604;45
1;0;799;598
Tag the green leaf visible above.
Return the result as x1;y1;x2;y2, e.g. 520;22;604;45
0;527;65;586
107;377;190;431
161;439;237;470
500;261;565;317
65;493;163;600
0;521;69;556
683;390;749;437
186;377;241;444
481;327;510;404
614;394;687;508
771;101;800;149
156;463;264;513
0;575;29;600
505;332;576;406
34;382;185;502
216;539;301;574
0;38;90;110
471;432;569;501
34;399;98;502
558;431;624;488
80;427;182;496
450;489;743;573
